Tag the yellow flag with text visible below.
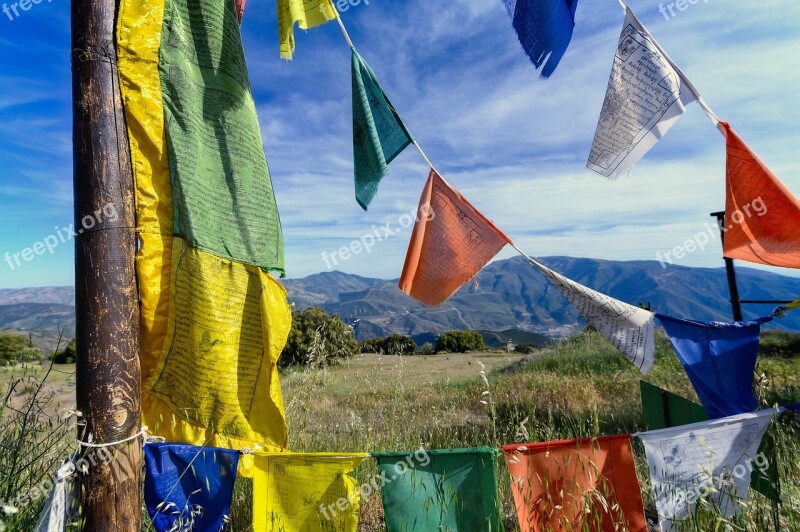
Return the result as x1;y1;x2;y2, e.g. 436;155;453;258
278;0;337;59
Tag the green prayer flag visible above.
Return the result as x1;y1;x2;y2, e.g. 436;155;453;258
373;447;502;532
352;50;413;210
640;381;780;503
160;0;284;273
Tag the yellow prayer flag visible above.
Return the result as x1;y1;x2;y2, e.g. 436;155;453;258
253;453;368;532
786;297;800;311
278;0;337;59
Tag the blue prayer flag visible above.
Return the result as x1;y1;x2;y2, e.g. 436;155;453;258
504;0;579;78
144;443;240;532
656;314;772;419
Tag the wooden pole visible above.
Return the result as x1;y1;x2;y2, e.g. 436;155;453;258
72;0;142;528
710;211;744;322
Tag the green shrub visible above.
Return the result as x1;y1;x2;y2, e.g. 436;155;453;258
280;307;359;368
435;331;484;353
417;342;435;356
514;344;538;354
759;331;800;358
381;335;416;355
0;332;31;364
360;337;384;354
51;338;76;364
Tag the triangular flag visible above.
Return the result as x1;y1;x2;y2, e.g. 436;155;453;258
503;0;580;78
588;6;701;178
144;444;240;532
722;123;800;268
399;170;512;306
252;453;368;532
373;448;502;531
277;0;337;59
656;314;771;419
502;436;647;532
527;258;656;373
235;0;245;21
352;50;413;210
639;409;779;531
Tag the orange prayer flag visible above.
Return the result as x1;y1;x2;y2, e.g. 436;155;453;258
723;122;800;268
236;0;246;20
502;435;647;532
399;170;512;306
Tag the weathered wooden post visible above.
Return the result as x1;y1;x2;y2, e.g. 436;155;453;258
72;0;142;527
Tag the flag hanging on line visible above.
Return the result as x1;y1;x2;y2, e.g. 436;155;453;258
373;448;502;531
787;297;800;311
502;0;580;78
144;444;240;532
252;453;368;532
502;435;647;532
722;122;800;269
352;49;413;210
587;5;702;178
640;381;781;503
236;0;246;21
656;314;771;419
639;409;779;532
34;456;80;532
278;0;337;59
399;170;512;306
527;258;656;373
118;0;292;477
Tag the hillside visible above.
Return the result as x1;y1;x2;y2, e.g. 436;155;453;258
3;257;800;347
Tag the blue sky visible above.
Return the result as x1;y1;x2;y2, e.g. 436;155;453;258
1;0;799;289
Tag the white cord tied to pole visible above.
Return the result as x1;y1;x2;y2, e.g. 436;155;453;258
77;427;147;449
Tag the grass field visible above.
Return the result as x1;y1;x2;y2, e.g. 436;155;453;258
2;330;799;530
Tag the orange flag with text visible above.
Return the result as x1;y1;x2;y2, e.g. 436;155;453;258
399;170;512;306
502;435;647;532
723;122;800;268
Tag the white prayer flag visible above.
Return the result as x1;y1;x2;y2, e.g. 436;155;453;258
587;7;703;178
528;258;656;373
639;409;779;531
35;457;80;532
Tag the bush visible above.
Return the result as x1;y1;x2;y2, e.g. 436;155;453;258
381;335;416;355
435;331;485;353
360;335;416;355
514;344;539;354
417;342;435;356
0;332;31;364
280;307;359;368
360;337;384;354
51;338;76;364
759;331;800;358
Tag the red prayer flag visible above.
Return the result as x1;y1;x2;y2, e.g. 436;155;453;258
236;0;246;21
723;122;800;268
502;435;647;532
399;170;512;306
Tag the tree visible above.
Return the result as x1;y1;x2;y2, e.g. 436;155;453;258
417;342;435;356
381;335;417;355
360;337;384;354
52;338;77;364
280;307;359;367
0;332;33;365
435;331;485;353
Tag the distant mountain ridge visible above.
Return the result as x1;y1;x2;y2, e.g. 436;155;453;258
3;257;800;348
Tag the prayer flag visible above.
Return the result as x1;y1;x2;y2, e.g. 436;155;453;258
502;436;646;532
588;7;701;178
118;0;292;477
656;314;771;419
352;50;413;210
787;297;800;311
640;381;781;503
528;259;655;373
34;457;80;532
639;409;778;531
252;453;368;532
503;0;579;78
144;444;240;532
373;447;502;531
236;0;245;21
640;381;709;430
399;170;512;306
278;0;337;59
722;122;800;268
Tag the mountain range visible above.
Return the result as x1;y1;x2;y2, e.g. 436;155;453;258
2;257;800;351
